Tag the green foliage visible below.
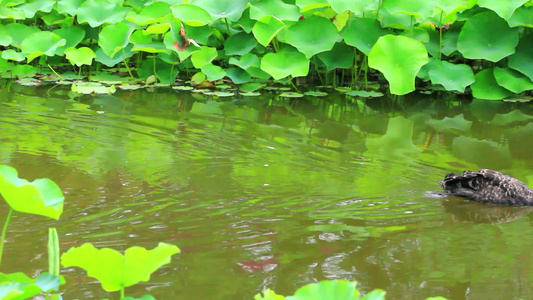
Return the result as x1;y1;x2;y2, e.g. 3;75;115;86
0;272;62;300
61;242;180;292
0;0;532;98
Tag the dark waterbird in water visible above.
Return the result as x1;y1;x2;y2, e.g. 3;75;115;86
439;169;533;206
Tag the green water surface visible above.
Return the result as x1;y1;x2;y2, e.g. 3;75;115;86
1;85;533;299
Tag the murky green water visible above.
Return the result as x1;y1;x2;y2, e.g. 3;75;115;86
1;85;533;299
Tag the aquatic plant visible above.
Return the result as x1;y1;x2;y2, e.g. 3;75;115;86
0;0;530;99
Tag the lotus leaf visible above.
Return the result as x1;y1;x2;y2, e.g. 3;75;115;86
280;92;303;98
428;60;474;92
0;165;64;220
368;35;429;95
260;50;309;80
132;42;169;54
493;67;533;93
57;0;85;16
21;31;66;63
1;50;24;62
286;280;360;300
0;272;62;300
249;0;301;21
189;0;248;22
225;67;252;84
382;0;435;20
441;26;460;56
436;0;473;22
123;296;156;300
98;23;132;58
284;15;339;58
16;0;55;18
53;26;86;55
171;4;212;26
477;0;528;20
201;64;226;81
360;289;386;300
342;18;392;55
229;53;260;70
12;65;37;78
72;82;116;94
191;46;218;68
346;90;384;98
126;2;171;25
252;15;285;47
65;47;96;67
295;0;329;12
379;7;416;29
0;6;25;19
508;33;533;81
328;0;378;15
507;6;533;27
457;11;519;62
61;243;180;292
304;91;327;96
138;58;179;84
317;42;353;71
0;25;12;47
471;69;512;100
4;23;39;47
225;32;257;55
77;0;126;27
144;23;171;35
240;82;264;92
95;45;134;68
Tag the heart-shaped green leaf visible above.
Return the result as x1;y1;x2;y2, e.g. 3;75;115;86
477;0;528;20
1;49;25;62
471;69;512;100
508;33;533;81
252;15;285;47
0;165;64;220
493;67;533;93
61;243;180;292
342;18;392;55
368;35;429;95
21;31;66;63
260;50;309;79
190;46;218;68
53;26;86;56
225;32;257;55
65;47;96;67
457;11;519;62
284;15;339;58
428;59;474;92
171;4;212;26
98;23;132;58
5;23;39;48
77;0;126;27
16;0;55;18
201;64;226;81
507;5;533;27
317;42;354;71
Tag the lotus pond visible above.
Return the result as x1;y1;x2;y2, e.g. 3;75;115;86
2;85;533;299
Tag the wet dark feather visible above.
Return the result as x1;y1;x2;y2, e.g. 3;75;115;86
439;169;533;206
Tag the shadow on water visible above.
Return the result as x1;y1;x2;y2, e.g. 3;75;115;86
1;84;533;299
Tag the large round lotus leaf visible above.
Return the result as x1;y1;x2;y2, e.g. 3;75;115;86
328;0;378;15
252;15;285;47
95;45;133;67
289;280;361;300
436;0;473;19
225;67;252;84
57;0;84;15
225;32;257;55
191;46;218;68
201;64;226;81
0;6;25;19
21;32;66;63
0;25;12;46
125;2;172;25
5;23;40;47
471;69;512;100
229;53;260;69
77;0;126;27
98;23;132;58
249;0;301;21
53;26;85;55
171;4;212;26
317;42;354;71
368;35;429;95
189;0;248;21
507;6;533;27
182;24;213;44
493;67;533;93
457;11;519;62
0;165;64;220
17;0;55;18
284;15;339;58
342;18;392;55
382;0;435;19
65;47;95;67
478;0;528;20
379;7;412;29
260;50;309;79
508;33;533;81
428;60;474;92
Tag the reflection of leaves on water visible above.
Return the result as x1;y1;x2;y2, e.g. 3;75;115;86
366;116;420;160
491;109;533;127
442;198;533;224
451;136;511;170
427;114;473;134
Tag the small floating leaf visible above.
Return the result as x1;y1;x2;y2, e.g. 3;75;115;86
72;82;116;94
346;90;384;97
280;92;303;98
240;82;264;92
173;85;194;91
304;91;327;97
0;165;64;220
61;243;181;292
240;91;261;96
